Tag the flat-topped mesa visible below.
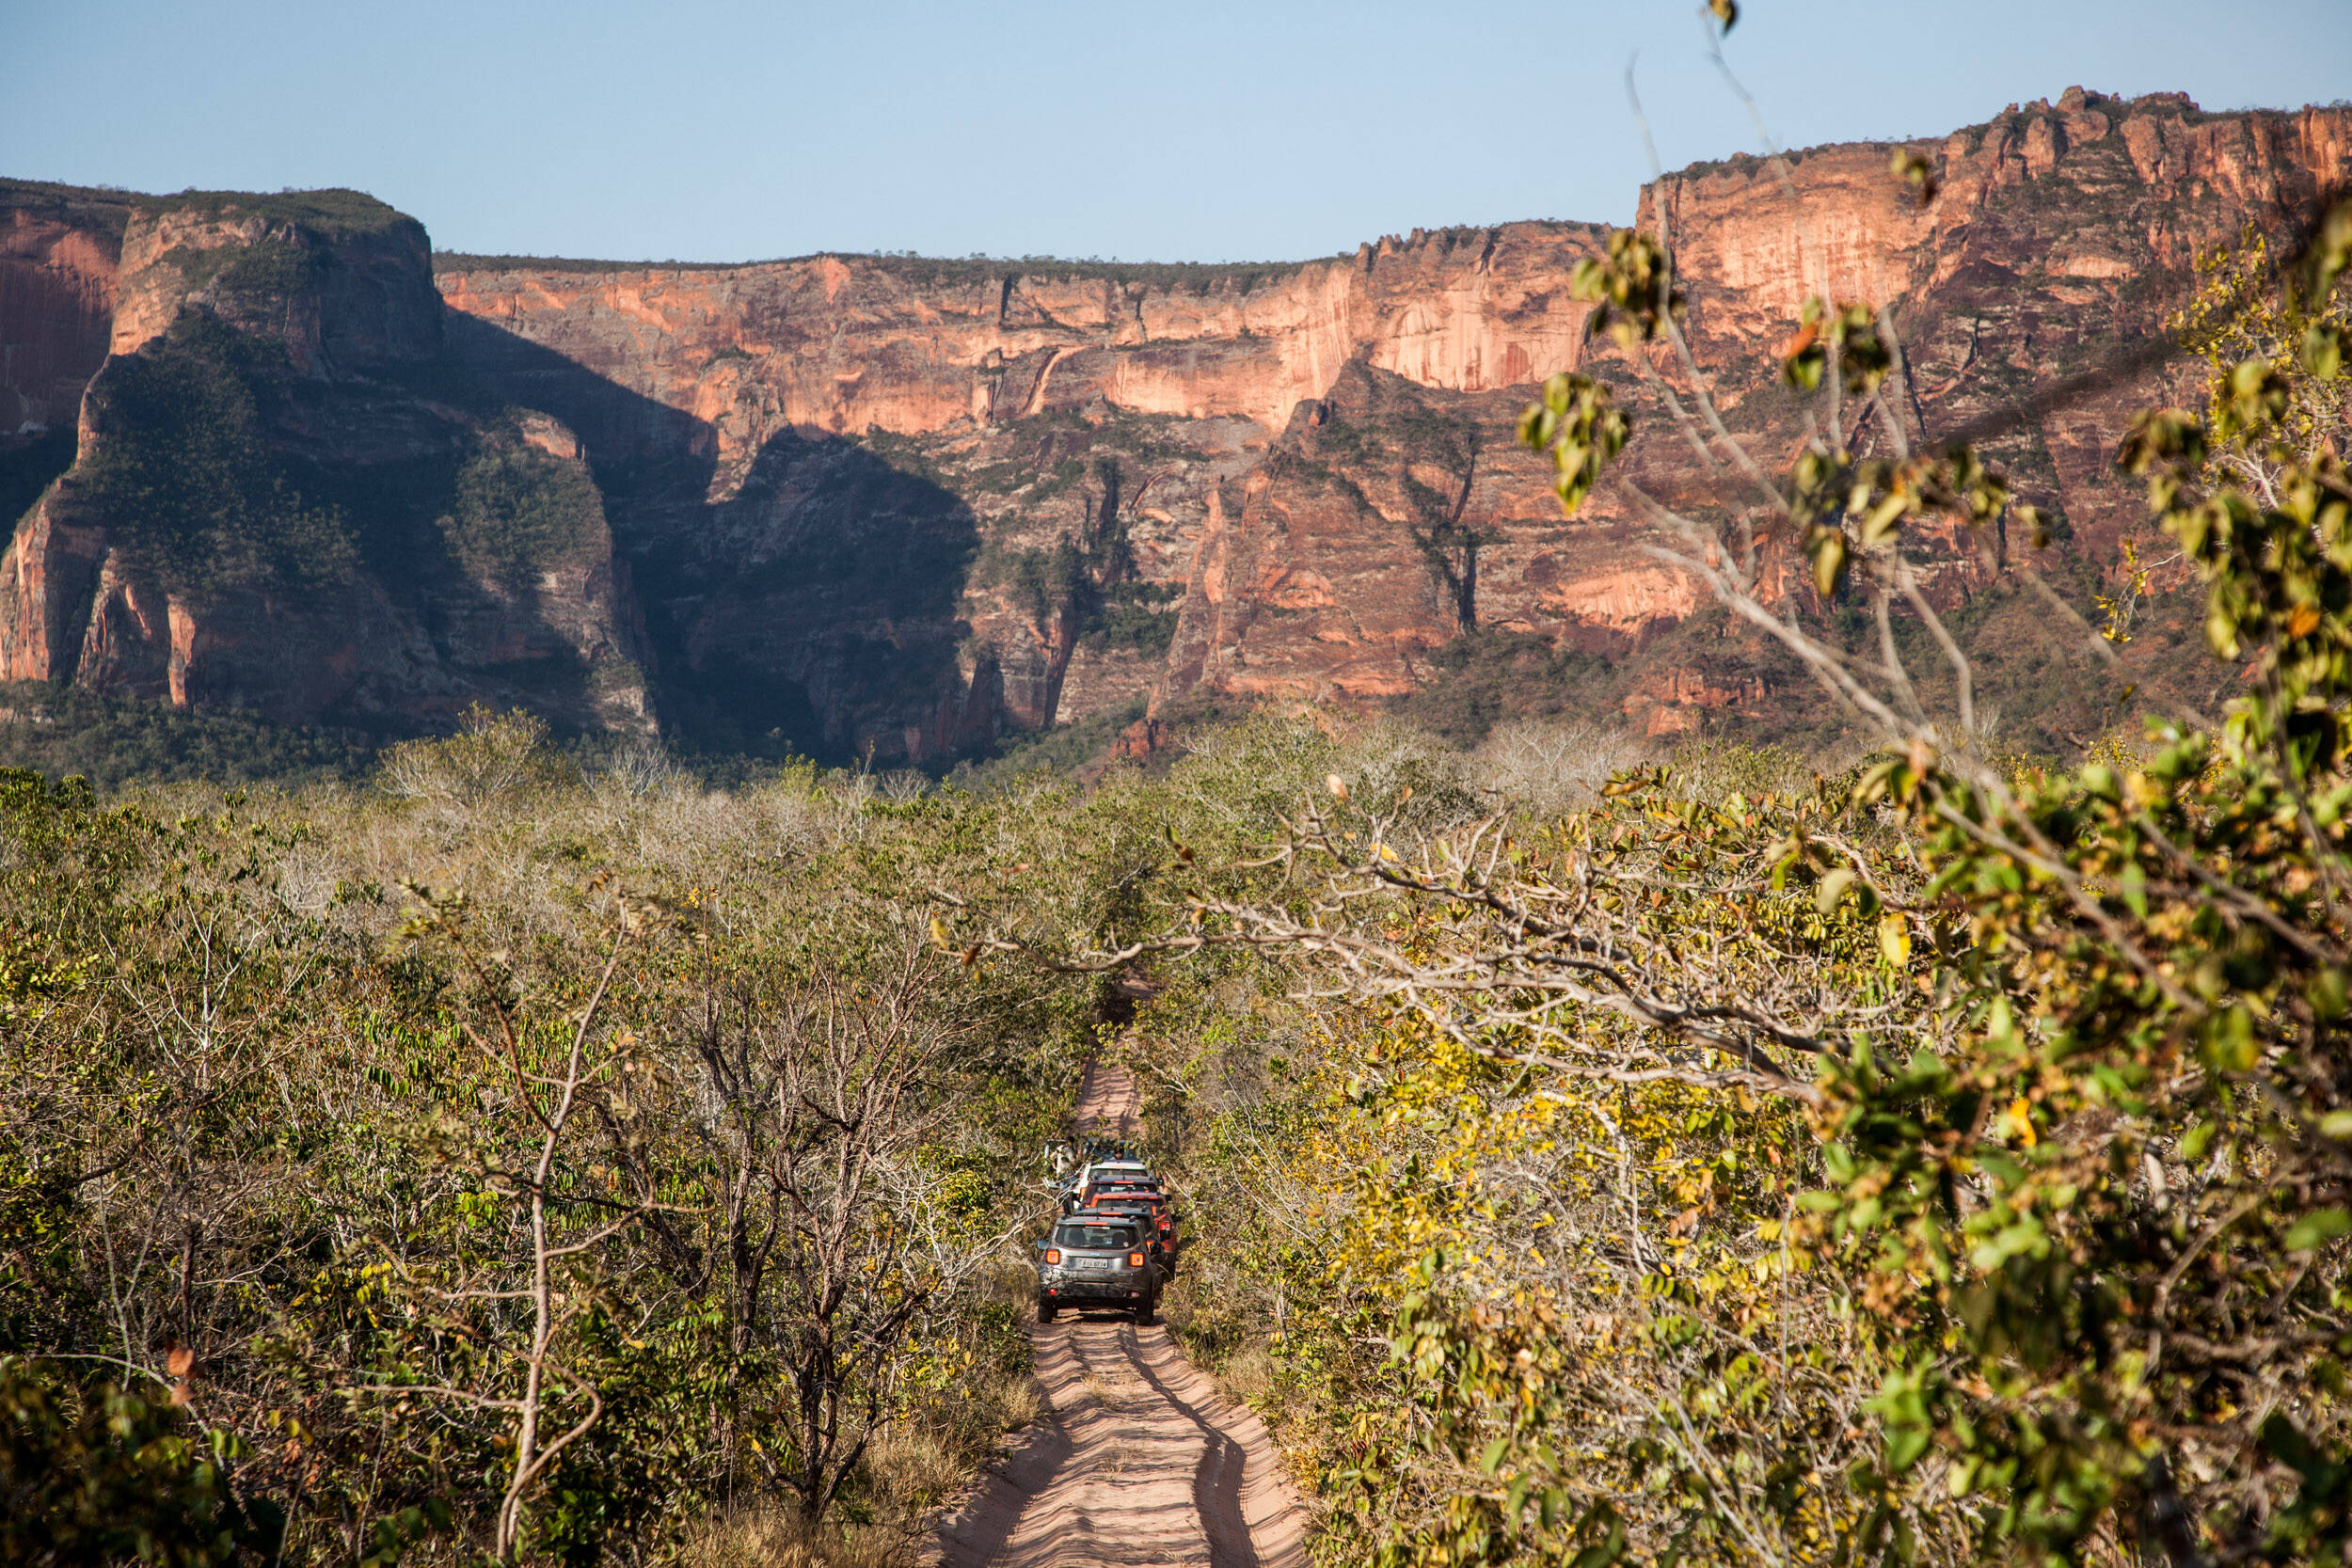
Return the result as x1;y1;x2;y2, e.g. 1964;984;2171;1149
5;91;2349;760
106;191;443;373
433;220;1611;477
0;182;650;736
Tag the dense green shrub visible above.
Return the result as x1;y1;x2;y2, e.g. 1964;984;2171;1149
0;681;373;787
0;1358;286;1568
444;436;606;586
72;313;359;598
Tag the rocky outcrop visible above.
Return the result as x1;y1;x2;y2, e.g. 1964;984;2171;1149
5;90;2345;758
0;191;119;437
1645;92;2352;564
434;230;1647;759
0;183;651;736
415;92;2348;757
0;490;106;683
1648;93;2352;366
107;196;442;373
434;222;1609;488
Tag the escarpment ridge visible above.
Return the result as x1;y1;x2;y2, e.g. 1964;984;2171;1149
5;88;2346;761
0;183;650;734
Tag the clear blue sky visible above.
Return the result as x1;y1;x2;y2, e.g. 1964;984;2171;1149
6;0;2346;264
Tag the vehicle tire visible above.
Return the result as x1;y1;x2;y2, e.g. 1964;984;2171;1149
1038;1300;1057;1323
1133;1298;1155;1326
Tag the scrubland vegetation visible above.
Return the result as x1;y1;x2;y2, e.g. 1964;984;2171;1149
1073;177;2352;1568
8;12;2352;1564
0;690;1654;1565
0;719;1100;1564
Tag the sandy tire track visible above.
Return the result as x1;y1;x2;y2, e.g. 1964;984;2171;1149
1069;1059;1143;1141
930;1056;1306;1568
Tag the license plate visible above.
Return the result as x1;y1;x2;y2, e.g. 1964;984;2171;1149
1072;1256;1113;1272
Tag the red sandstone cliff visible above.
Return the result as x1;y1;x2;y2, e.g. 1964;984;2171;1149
436;223;1607;470
5;89;2345;759
0;192;119;438
0;186;650;735
423;90;2347;756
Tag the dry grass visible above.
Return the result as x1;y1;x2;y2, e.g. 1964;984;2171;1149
1469;718;1651;816
863;1424;973;1511
1213;1344;1276;1411
681;1505;911;1568
127;757;850;959
675;1331;1044;1565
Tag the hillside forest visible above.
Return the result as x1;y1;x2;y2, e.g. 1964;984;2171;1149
8;10;2352;1565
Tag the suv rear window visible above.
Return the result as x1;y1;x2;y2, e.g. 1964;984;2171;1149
1055;1223;1138;1251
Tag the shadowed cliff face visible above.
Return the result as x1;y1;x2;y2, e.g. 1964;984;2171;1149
0;187;124;552
0;186;651;735
1;191;119;438
420;90;2351;754
5;89;2346;760
443;310;998;764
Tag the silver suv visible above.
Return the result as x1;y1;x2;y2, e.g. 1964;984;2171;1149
1036;1214;1162;1323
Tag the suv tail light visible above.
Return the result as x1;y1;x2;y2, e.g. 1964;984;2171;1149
1044;1249;1061;1264
1128;1251;1146;1267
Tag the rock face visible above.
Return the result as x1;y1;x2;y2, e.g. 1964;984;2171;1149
436;224;1607;467
0;185;650;735
5;90;2347;757
1645;95;2352;565
1;189;119;438
431;225;1624;758
422;91;2347;757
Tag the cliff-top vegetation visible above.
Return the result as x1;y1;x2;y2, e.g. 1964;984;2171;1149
431;248;1346;294
0;179;415;239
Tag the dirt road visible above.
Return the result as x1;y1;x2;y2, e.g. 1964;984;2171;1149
931;1058;1307;1568
1068;1059;1143;1142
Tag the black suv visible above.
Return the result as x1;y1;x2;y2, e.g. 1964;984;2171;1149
1035;1213;1162;1323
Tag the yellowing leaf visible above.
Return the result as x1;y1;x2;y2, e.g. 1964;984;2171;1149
1811;532;1848;599
1878;911;1912;967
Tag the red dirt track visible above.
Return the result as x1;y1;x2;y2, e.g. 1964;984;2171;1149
930;1058;1307;1568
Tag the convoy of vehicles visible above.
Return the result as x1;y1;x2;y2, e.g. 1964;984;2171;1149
1035;1139;1180;1323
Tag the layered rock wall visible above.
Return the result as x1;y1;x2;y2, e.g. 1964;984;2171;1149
0;198;119;436
5;91;2346;756
435;220;1608;481
420;94;2352;754
0;185;651;735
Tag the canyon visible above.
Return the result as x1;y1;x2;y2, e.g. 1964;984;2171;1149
4;87;2347;763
